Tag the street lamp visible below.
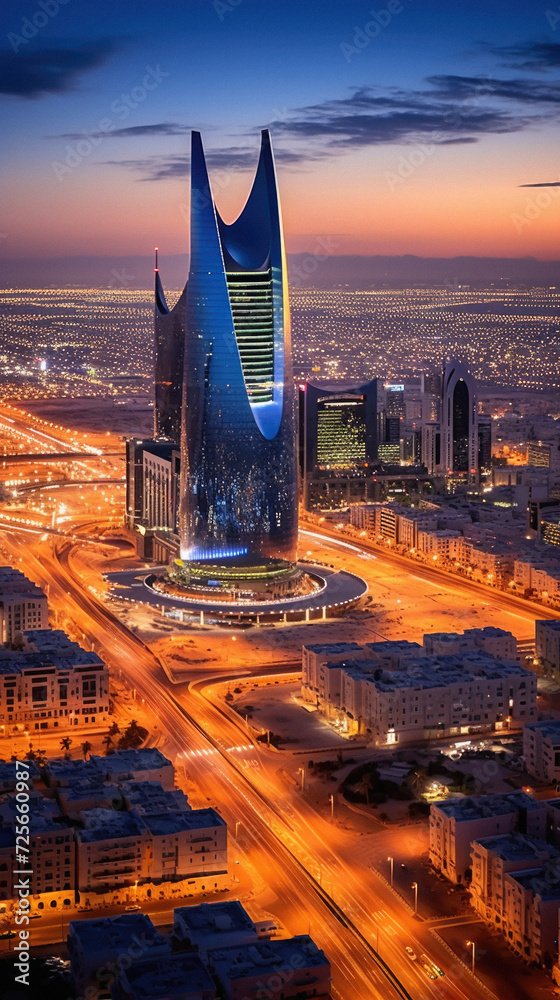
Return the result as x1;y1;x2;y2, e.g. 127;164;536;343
466;939;475;973
235;821;241;838
329;793;334;820
412;881;418;915
387;856;393;887
297;767;305;792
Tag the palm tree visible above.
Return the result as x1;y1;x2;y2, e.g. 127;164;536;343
102;735;114;755
60;737;72;759
359;770;374;806
108;722;120;738
80;741;92;760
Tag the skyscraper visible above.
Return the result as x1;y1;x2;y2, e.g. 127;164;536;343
299;379;377;509
441;359;478;478
176;130;298;569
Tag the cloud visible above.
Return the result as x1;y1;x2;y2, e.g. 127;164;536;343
519;181;560;187
492;41;560;72
103;144;309;181
0;39;120;99
57;122;191;140
427;74;560;105
268;83;538;154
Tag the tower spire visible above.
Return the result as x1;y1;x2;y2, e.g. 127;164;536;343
154;246;159;272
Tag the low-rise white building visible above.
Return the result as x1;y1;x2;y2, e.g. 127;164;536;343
173;901;258;959
0;629;109;732
504;863;560;964
429;792;547;884
209;936;331;1000
470;834;556;927
536;619;560;680
91;748;175;790
0;567;48;644
523;719;560;783
68;913;171;996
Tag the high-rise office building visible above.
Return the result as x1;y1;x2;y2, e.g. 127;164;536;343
299;379;377;508
478;416;492;474
441;359;478;478
177;130;298;569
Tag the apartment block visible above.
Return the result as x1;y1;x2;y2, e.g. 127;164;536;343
208;936;331;1000
0;793;74;900
429;793;547;884
423;626;517;661
0;567;48;644
144;808;227;882
504;863;560;964
173;901;259;959
536;620;560;679
76;809;148;892
302;635;535;745
90;748;175;789
0;629;109;732
470;834;556;926
112;953;217;1000
68;913;171;996
523;720;560;784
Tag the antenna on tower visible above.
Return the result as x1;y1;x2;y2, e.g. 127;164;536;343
154;246;159;272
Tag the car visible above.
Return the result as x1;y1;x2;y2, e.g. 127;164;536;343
124;904;141;912
423;963;437;980
432;963;445;977
0;930;15;939
405;946;417;960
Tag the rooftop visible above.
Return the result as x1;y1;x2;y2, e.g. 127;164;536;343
473;834;557;863
524;719;560;742
434;792;542;821
116;953;215;999
91;748;172;775
143;807;224;837
69;913;169;955
76;808;146;843
209;935;329;980
174;901;255;936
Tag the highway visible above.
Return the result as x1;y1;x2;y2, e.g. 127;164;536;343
0;519;501;1000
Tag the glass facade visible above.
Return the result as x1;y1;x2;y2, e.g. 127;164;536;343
178;130;297;565
154;276;186;443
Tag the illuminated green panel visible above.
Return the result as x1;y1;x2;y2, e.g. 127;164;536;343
227;269;274;403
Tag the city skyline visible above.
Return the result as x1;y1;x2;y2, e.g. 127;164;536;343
1;0;559;269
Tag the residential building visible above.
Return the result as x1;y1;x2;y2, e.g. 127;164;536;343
0;567;48;644
430;793;547;883
504;863;560;964
470;834;556;927
0;629;109;732
68;913;171;996
143;808;227;882
173;901;259;959
75;809;147;892
0;793;74;899
90;748;175;790
112;953;217;1000
209;936;331;1000
523;720;560;784
536;620;560;679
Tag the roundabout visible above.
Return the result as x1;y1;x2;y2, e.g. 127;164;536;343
105;561;368;624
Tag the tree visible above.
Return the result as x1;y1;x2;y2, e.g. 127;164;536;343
81;741;92;760
359;770;374;806
102;735;114;756
108;722;120;738
60;737;72;759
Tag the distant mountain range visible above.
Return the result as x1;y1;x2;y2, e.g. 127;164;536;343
0;253;558;290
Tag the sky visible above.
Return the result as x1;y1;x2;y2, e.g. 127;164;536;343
1;0;559;264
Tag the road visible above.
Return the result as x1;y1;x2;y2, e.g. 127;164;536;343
0;520;502;1000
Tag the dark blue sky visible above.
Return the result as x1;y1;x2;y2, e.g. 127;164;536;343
1;0;559;259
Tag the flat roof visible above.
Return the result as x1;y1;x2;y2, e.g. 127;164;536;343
174;900;255;935
118;954;215;998
69;913;168;954
473;834;556;862
209;935;329;979
435;792;541;821
143;807;224;836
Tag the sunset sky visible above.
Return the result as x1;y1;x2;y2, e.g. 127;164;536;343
1;0;559;263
